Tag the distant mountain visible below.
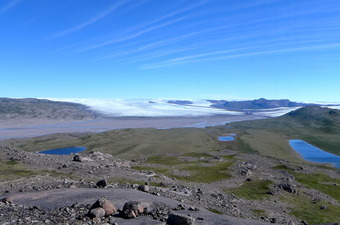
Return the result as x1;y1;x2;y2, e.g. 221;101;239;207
167;100;193;105
210;98;308;110
0;98;101;121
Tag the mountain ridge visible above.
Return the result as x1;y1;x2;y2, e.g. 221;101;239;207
209;98;309;110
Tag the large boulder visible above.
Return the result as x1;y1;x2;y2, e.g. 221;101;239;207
90;198;116;216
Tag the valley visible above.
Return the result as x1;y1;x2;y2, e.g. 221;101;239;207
0;98;339;224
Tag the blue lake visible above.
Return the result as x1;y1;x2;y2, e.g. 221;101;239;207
289;140;340;169
39;146;86;155
218;136;235;141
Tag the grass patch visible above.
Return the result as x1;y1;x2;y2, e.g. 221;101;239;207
133;154;234;183
226;180;273;200
273;165;340;202
182;152;212;158
177;162;233;183
272;164;294;172
235;138;257;153
0;160;37;181
146;155;182;165
8;127;220;160
208;208;222;214
293;172;340;201
252;209;267;217
282;193;340;224
314;165;338;170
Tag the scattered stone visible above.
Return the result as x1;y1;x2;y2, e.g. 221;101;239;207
188;206;199;211
287;221;295;225
166;213;195;225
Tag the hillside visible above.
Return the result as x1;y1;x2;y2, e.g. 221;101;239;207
0;98;102;122
225;105;340;156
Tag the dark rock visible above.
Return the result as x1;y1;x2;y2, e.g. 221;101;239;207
320;205;327;210
266;190;275;195
96;179;107;188
269;218;277;223
188;206;199;211
241;169;252;177
73;155;82;162
1;197;12;204
120;201;144;219
138;184;149;193
278;183;297;194
167;213;195;225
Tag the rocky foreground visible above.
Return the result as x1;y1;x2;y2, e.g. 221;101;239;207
0;146;339;225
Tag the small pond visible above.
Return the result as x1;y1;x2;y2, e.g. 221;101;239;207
289;139;340;169
38;146;86;155
218;134;236;142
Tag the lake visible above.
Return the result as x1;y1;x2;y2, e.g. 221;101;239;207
289;139;340;169
39;146;86;155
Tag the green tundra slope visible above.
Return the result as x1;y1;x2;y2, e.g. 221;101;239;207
221;105;340;159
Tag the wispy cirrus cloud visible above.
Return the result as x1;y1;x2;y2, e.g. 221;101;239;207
141;43;340;69
47;1;130;40
77;15;189;53
76;0;210;52
0;0;22;14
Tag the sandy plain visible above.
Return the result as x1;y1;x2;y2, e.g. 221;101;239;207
0;115;263;140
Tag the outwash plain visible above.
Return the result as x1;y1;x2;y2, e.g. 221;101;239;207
0;98;340;225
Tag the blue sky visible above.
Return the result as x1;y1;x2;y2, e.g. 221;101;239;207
1;0;340;102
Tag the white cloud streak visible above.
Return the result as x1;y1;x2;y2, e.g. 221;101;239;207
47;1;129;39
0;0;22;14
